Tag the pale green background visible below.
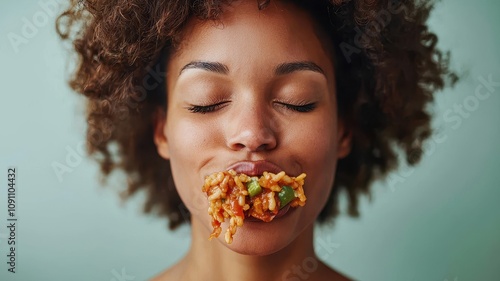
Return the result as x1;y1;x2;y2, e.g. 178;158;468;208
0;0;499;280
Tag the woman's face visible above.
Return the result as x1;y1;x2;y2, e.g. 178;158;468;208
155;0;351;255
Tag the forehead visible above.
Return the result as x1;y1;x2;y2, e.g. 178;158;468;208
169;0;333;72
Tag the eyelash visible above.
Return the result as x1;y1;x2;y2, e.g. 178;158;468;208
276;102;317;113
187;101;229;114
186;101;317;114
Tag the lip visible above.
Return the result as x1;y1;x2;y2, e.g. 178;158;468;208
226;160;283;176
274;204;291;219
245;205;292;222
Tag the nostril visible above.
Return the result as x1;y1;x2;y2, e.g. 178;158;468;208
233;143;246;150
256;142;273;152
227;128;277;152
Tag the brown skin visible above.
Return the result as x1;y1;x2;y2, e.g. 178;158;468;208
56;0;456;280
152;1;352;280
57;0;457;231
151;225;351;281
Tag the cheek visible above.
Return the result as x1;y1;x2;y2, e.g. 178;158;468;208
290;115;339;216
289;112;338;172
166;118;218;215
168;117;216;154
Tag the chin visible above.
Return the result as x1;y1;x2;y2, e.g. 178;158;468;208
219;229;292;256
216;209;311;256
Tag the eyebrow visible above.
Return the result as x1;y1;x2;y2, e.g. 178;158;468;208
274;61;325;76
180;61;229;75
179;60;325;76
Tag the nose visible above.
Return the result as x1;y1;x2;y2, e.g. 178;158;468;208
226;105;278;152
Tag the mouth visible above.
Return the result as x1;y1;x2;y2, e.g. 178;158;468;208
245;204;292;222
274;204;291;219
226;160;283;176
203;166;308;244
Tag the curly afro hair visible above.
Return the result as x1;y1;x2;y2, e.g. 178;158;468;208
56;0;457;229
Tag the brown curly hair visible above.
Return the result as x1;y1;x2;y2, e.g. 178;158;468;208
56;0;457;229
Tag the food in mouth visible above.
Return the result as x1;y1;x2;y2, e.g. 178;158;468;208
202;169;306;244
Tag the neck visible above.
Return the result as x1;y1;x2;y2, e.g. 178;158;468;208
179;218;318;281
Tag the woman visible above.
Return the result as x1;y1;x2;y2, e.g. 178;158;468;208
57;0;456;280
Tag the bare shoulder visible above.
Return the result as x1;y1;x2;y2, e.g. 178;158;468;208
148;261;184;281
313;260;354;281
148;268;171;281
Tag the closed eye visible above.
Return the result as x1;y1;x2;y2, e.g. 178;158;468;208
275;102;317;113
186;101;230;114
